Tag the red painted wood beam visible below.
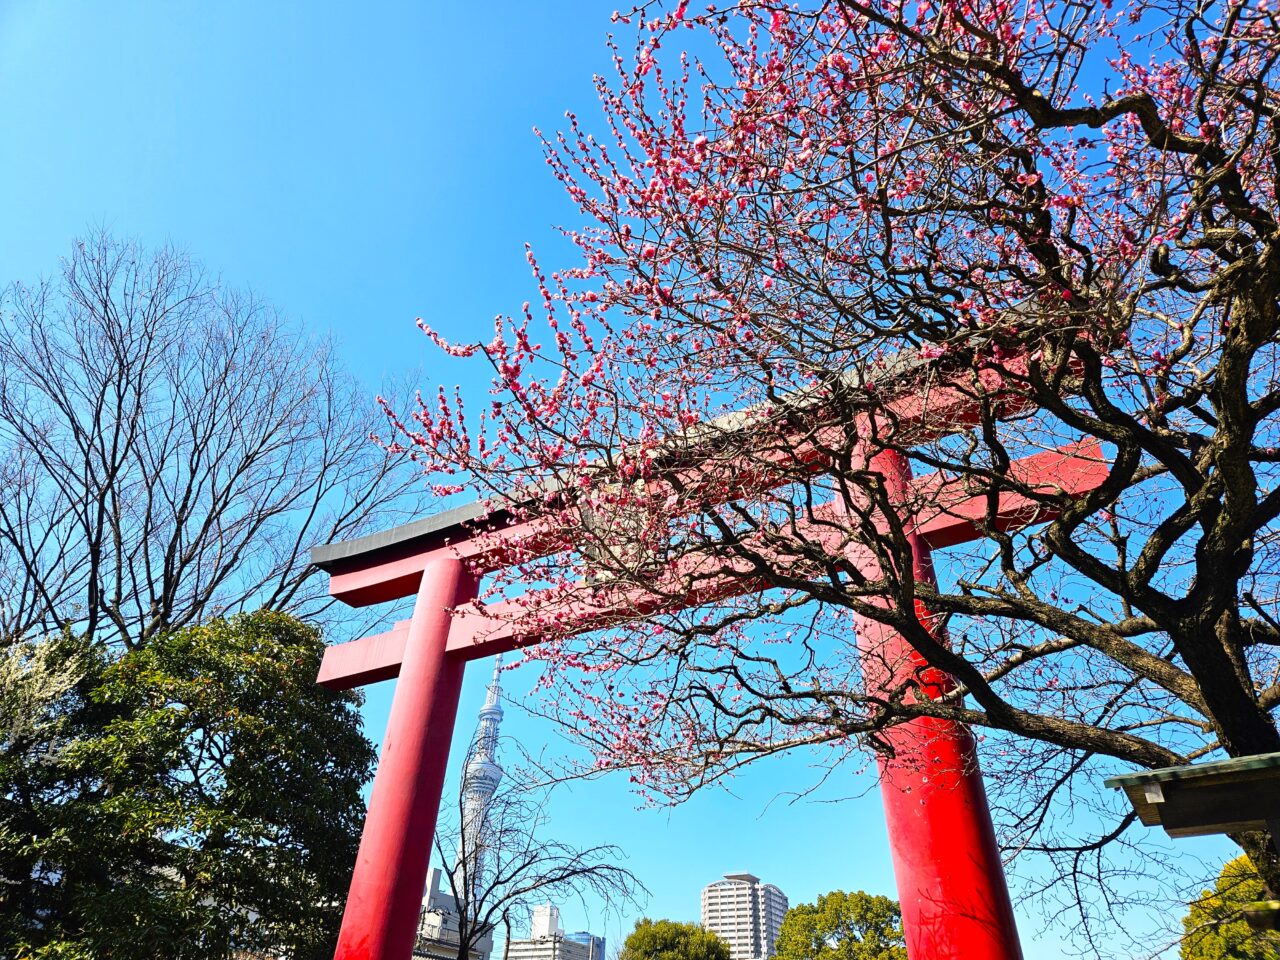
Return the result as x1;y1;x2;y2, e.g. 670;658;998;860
903;439;1104;549
853;449;1024;959
325;515;560;608
443;438;1105;658
317;620;411;690
333;559;475;959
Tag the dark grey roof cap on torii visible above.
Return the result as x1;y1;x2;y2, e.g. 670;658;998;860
309;500;504;572
310;346;939;572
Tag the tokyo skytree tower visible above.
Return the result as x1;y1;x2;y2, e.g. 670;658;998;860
452;655;505;903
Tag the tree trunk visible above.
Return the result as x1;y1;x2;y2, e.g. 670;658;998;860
1234;830;1280;901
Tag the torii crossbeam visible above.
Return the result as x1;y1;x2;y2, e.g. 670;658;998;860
312;361;1108;960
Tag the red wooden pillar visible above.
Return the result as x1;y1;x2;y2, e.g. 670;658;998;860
334;557;476;960
853;450;1023;960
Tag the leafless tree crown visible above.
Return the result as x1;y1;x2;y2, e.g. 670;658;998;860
434;744;645;960
0;233;423;650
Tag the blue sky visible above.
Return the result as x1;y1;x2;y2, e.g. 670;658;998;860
0;3;1233;957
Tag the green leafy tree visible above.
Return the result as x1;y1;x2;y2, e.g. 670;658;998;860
0;632;87;755
620;919;731;960
775;891;906;960
0;611;375;960
0;234;409;957
1181;857;1280;959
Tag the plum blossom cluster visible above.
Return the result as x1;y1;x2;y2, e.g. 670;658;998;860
385;0;1280;943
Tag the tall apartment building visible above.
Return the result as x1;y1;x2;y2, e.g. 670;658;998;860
700;873;789;960
506;904;606;960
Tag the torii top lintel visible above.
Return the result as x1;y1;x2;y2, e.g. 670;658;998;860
312;351;1107;690
313;348;946;605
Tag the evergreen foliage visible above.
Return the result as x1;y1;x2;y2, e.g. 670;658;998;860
774;891;906;960
0;611;375;959
1181;857;1280;959
619;918;732;960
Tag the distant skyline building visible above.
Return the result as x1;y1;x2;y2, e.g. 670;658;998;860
564;930;606;960
701;873;788;960
415;658;507;960
506;904;606;960
415;866;494;960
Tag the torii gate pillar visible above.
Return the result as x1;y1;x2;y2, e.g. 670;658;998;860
853;450;1022;959
334;557;476;960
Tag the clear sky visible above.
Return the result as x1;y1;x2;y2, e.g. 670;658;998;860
0;4;1233;958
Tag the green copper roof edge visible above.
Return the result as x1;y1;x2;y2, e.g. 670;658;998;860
1104;751;1280;789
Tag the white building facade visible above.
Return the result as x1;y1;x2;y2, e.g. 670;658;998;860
415;866;495;960
700;873;788;960
506;905;606;960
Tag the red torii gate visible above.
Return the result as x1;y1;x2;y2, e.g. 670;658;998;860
312;363;1108;960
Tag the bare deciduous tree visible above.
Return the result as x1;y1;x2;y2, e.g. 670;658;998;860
0;233;422;649
429;745;645;960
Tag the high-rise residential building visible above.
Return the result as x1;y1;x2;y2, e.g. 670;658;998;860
506;905;606;960
700;873;789;960
415;658;507;960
